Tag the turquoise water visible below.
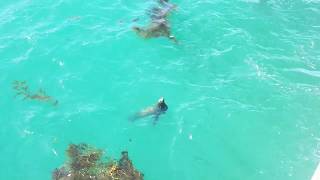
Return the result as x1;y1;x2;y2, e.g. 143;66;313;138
1;0;320;179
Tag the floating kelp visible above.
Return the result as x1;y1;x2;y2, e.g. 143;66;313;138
12;80;58;106
52;143;144;180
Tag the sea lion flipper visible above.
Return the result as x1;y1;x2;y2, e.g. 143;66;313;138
153;116;158;125
169;35;178;43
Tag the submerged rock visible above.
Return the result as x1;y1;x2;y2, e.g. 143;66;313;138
52;143;143;180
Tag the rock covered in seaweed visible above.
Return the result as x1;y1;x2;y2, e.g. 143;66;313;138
52;143;143;180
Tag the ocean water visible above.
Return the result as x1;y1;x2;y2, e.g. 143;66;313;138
1;0;320;179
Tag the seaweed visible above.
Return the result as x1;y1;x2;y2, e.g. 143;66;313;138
12;80;58;106
53;143;144;180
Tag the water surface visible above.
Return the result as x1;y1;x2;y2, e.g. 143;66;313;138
1;0;320;179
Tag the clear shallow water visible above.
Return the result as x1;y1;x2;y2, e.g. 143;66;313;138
1;0;320;179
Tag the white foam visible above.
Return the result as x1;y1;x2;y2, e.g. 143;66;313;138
241;0;260;3
312;163;320;180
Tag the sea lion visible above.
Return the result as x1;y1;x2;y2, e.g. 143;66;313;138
132;0;177;43
130;97;168;125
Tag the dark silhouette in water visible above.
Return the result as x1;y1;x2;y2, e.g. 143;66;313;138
132;0;177;43
130;97;168;125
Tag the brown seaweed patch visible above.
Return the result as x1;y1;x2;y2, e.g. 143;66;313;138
53;143;143;180
12;80;58;106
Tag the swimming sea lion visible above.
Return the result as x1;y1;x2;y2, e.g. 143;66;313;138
130;97;168;125
132;0;177;43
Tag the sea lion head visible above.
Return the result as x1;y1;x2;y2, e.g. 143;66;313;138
157;97;168;112
158;97;165;103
